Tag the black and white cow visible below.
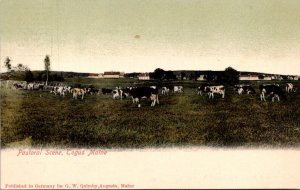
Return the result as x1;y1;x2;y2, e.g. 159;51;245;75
286;83;297;93
84;87;98;95
259;84;287;102
27;82;44;90
101;88;113;95
196;84;210;96
12;82;26;90
50;86;68;97
205;85;225;99
122;87;133;98
235;84;256;95
129;87;159;107
161;87;170;95
173;86;183;93
112;87;123;100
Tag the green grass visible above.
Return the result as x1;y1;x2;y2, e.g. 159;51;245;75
1;78;300;148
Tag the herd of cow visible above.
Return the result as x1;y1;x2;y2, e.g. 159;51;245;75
10;81;298;107
197;83;297;102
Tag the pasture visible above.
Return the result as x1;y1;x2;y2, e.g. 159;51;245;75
1;78;300;148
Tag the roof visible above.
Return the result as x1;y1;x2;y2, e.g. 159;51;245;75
104;72;120;75
240;75;258;77
138;73;150;77
89;73;99;76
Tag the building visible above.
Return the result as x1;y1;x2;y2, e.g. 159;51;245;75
197;75;206;81
239;74;259;81
138;73;150;80
103;71;124;78
287;75;299;80
263;75;272;80
271;75;283;80
87;73;103;78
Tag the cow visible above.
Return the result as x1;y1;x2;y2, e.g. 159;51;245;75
51;86;67;97
84;87;98;95
196;84;210;96
259;84;287;102
27;83;35;90
112;89;123;100
205;85;225;99
161;87;170;95
101;88;113;95
173;86;183;93
128;87;159;107
235;84;256;95
122;87;132;98
26;82;44;90
12;82;26;90
65;86;72;93
286;83;297;93
72;88;85;100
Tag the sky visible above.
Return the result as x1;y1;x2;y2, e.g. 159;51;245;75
1;0;300;75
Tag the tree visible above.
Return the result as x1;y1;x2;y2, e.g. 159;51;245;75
4;57;12;72
16;63;28;71
217;67;239;85
181;72;186;80
44;55;50;85
194;71;200;81
164;70;177;80
189;72;195;80
152;68;165;80
258;74;264;80
25;69;34;82
204;72;215;82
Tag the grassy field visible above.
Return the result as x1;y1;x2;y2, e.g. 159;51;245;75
1;78;300;148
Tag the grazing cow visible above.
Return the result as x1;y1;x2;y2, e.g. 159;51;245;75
12;82;25;90
72;88;85;100
122;87;132;98
58;86;67;96
196;84;210;96
65;86;72;93
84;87;98;95
27;83;35;90
259;84;286;102
51;86;67;97
129;87;159;107
235;84;256;95
26;82;44;90
161;87;170;95
101;88;113;95
173;86;183;93
37;83;45;90
112;89;123;100
205;85;225;99
286;83;297;93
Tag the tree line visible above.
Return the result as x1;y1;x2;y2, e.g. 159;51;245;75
3;55;240;85
150;67;240;85
2;55;64;82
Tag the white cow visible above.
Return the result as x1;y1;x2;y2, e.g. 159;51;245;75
27;83;34;90
205;85;225;99
237;87;243;95
161;87;170;95
286;83;297;93
173;86;183;93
